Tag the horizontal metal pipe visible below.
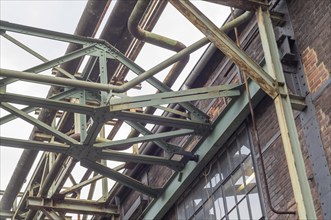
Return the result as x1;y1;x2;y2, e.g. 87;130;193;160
113;10;255;148
128;0;186;52
107;10;254;204
0;0;109;212
0;68;113;92
60;0;111;74
1;12;253;95
128;0;189;93
118;11;254;92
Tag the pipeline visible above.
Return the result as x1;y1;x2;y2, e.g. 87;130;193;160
0;12;253;95
128;0;189;87
124;0;189;139
107;10;254;205
230;7;295;216
120;10;254;146
0;0;109;211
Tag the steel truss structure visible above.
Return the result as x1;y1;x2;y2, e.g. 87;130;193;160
0;0;316;219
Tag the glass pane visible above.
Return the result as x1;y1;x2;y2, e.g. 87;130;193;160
228;207;238;220
242;156;256;193
211;172;221;188
223;178;236;211
202;178;213;203
206;162;222;191
232;167;245;201
191;182;204;212
177;202;186;219
185;198;194;218
238;198;250;220
193;207;204;220
193;198;203;212
238;129;251;159
203;199;216;220
228;141;241;169
213;188;226;220
248;190;263;220
218;153;231;180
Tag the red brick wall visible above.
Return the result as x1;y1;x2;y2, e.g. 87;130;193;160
302;47;329;93
288;0;331;73
314;85;331;171
119;1;330;219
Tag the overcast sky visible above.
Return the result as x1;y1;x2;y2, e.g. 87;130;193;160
0;0;229;202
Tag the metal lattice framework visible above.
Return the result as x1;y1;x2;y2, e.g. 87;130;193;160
0;0;316;219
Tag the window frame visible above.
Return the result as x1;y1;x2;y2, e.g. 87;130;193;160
176;124;266;220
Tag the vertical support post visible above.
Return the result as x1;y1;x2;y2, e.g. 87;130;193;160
99;50;108;105
99;50;109;198
79;91;87;140
73;91;87;141
100;126;109;199
257;7;316;219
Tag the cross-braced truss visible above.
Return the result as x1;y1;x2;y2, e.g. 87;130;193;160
0;0;316;219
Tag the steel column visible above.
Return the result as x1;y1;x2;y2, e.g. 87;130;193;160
169;0;277;99
257;7;316;219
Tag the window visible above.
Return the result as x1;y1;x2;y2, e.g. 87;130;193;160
177;126;264;220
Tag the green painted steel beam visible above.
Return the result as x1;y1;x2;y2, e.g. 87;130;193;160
0;137;69;153
41;209;63;220
141;79;265;219
0;20;210;121
59;174;103;195
0;20;102;45
153;105;190;118
0;68;114;92
113;111;211;132
0;103;79;145
98;150;184;171
12;154;48;219
201;0;268;10
0;88;79;125
289;94;307;111
94;129;194;149
0;44;97;87
169;0;277;99
59;164;125;196
26;196;118;216
109;84;241;111
125;121;188;154
83;120;106;146
81;159;162;198
2;33;75;80
257;8;316;219
0;92;96;115
0;211;21;219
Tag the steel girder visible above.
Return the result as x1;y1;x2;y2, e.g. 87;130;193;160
0;10;248;218
142;76;265;219
256;8;316;219
142;1;314;219
1;1;313;219
26;197;118;216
